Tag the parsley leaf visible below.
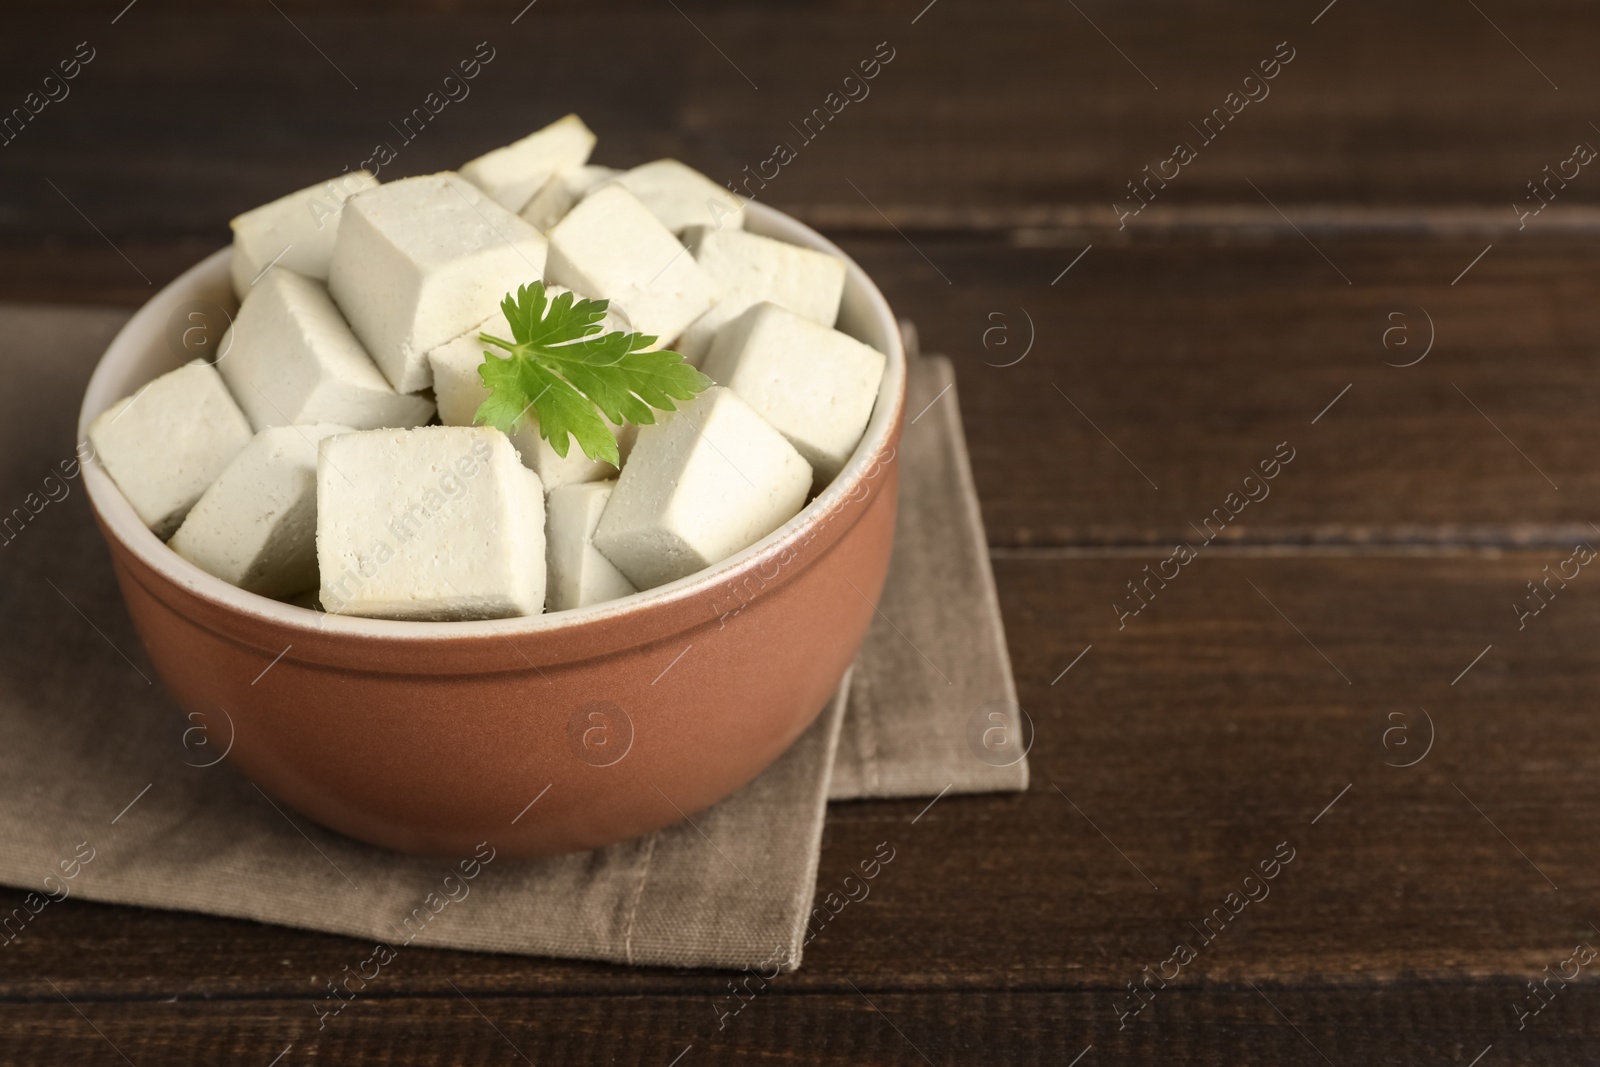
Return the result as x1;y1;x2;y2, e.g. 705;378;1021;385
474;282;712;467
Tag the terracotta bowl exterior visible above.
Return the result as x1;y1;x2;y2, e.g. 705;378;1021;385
78;204;906;858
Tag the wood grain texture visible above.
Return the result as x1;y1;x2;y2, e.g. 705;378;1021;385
850;235;1600;548
10;231;1600;548
5;984;1600;1066
5;555;1599;1063
4;0;1600;242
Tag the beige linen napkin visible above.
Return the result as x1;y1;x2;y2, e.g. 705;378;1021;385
0;305;1024;971
832;332;1029;800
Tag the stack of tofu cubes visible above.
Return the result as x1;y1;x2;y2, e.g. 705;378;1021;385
88;115;887;622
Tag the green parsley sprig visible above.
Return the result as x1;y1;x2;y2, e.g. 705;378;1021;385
474;282;712;467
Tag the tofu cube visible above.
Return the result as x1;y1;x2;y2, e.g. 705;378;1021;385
88;360;254;538
168;424;351;598
327;172;549;394
545;480;636;611
546;184;719;344
674;227;847;364
229;171;377;300
218;268;435;432
426;293;627;489
611;159;746;235
701;303;885;485
459;113;597;213
593;386;811;590
520;164;620;231
317;427;547;620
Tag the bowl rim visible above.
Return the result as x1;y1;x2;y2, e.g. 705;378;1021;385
79;200;907;643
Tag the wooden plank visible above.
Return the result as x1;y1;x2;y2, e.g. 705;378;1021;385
851;235;1600;548
4;1;1600;243
9;230;1600;550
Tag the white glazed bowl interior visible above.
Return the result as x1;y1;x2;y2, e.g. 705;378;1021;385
78;201;906;640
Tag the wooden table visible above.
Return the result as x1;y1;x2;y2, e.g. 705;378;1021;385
5;2;1600;1062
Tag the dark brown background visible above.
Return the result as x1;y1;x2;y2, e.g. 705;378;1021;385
4;1;1600;1063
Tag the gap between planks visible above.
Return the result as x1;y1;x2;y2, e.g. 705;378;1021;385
988;542;1582;560
797;202;1600;239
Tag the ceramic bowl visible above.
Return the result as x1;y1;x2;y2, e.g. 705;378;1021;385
78;202;905;858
